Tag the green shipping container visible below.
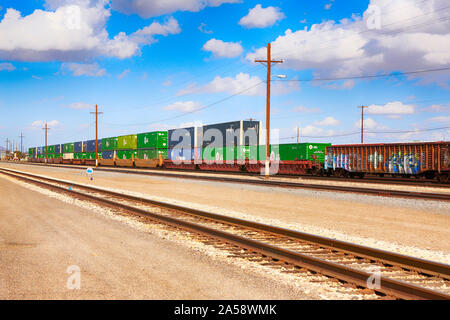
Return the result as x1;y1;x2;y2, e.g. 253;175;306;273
117;150;137;160
74;153;88;159
259;143;331;162
102;137;118;151
28;148;34;158
86;152;100;160
299;143;331;162
137;149;156;160
63;143;74;153
138;149;168;160
47;145;55;154
117;135;137;150
137;131;168;149
156;149;168;159
54;153;62;159
203;147;226;161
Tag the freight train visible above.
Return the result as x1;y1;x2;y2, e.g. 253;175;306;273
28;120;450;182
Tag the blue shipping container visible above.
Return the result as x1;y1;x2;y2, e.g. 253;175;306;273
74;141;83;153
168;126;203;149
168;148;202;161
37;147;42;155
86;139;102;152
55;144;61;154
102;150;114;159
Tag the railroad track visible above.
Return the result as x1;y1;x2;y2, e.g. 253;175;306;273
1;166;449;300
4;162;450;202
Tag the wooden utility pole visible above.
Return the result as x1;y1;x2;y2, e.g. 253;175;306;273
19;133;24;154
255;43;283;176
358;106;368;144
5;138;9;156
90;105;103;167
42;123;50;163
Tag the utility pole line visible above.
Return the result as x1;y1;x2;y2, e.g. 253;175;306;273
5;138;9;156
19;133;24;155
90;104;103;167
42;123;50;164
358;106;368;144
297;126;299;144
255;43;283;177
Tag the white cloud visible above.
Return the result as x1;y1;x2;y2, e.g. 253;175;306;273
0;62;15;71
178;72;299;96
178;72;264;96
111;0;241;19
314;116;341;126
202;39;243;58
366;101;415;115
246;0;450;85
239;4;285;29
69;102;93;109
131;17;181;45
163;101;203;112
31;119;61;128
354;117;380;130
300;125;334;137
0;3;180;62
117;69;130;79
292;106;321;113
62;62;106;76
428;116;450;123
324;4;332;10
422;104;450;113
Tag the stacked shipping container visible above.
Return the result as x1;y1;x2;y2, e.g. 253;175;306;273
137;131;168;160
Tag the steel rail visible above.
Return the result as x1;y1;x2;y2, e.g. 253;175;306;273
3;162;450;201
1;167;449;300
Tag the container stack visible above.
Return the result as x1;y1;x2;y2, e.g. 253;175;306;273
137;131;168;160
202;120;262;162
85;139;102;160
28;147;35;159
117;134;137;160
101;137;117;159
54;144;62;159
63;143;74;160
73;141;85;160
168;126;203;161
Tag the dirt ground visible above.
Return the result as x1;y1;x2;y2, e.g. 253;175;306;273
0;174;315;299
1;163;449;254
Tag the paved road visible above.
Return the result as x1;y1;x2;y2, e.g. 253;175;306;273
0;174;309;299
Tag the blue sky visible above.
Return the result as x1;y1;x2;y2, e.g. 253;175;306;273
0;0;449;150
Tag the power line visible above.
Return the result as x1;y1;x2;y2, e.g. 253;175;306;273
281;125;450;140
103;81;265;127
103;66;449;128
273;66;450;83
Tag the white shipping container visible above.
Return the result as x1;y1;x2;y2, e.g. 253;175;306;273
63;153;74;160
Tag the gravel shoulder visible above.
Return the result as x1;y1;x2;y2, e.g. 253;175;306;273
0;175;314;300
